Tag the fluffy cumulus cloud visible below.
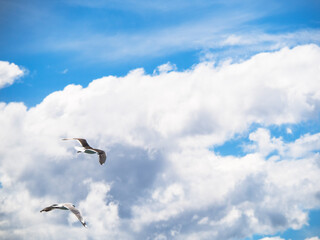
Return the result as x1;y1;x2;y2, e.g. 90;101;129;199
0;61;24;89
1;44;320;239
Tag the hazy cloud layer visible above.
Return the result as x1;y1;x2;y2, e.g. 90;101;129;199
1;44;320;239
46;26;320;62
3;0;319;64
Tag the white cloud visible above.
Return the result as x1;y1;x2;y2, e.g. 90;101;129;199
0;61;24;89
286;127;292;134
1;45;320;239
305;237;320;240
78;180;119;229
285;133;320;158
153;62;177;74
246;128;283;156
76;179;127;239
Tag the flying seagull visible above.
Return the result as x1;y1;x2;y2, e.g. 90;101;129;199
62;138;107;165
40;203;87;228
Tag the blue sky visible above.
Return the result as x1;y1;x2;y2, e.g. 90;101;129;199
0;1;320;240
1;0;319;106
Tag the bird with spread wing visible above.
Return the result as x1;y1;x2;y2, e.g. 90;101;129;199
40;203;87;228
62;138;107;165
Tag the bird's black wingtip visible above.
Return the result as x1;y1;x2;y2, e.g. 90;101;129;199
100;160;106;165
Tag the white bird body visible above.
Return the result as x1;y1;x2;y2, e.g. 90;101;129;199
40;203;87;228
74;146;96;154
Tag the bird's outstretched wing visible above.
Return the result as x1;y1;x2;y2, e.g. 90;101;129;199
64;203;87;228
98;151;107;165
93;149;107;165
62;138;91;148
74;138;91;148
40;205;55;212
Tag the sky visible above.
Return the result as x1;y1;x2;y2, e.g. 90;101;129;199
0;0;320;239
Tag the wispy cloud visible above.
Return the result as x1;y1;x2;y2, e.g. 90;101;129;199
42;11;261;61
61;69;68;74
5;0;319;65
65;0;234;12
41;18;320;63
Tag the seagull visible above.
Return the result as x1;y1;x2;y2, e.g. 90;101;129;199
62;138;107;165
40;203;87;228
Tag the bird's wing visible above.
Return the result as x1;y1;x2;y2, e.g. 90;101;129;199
93;149;107;165
62;138;91;148
40;205;55;212
75;138;91;148
99;151;107;165
64;203;87;228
